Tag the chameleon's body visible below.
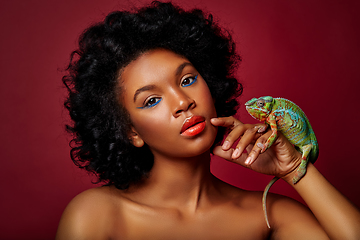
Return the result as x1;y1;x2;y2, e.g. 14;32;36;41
245;96;319;228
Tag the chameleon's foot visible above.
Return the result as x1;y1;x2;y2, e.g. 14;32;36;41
292;159;308;184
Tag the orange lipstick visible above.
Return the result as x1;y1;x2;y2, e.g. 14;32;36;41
180;116;206;136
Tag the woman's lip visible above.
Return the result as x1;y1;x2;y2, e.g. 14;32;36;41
180;116;206;136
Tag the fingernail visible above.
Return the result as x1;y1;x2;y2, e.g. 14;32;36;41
245;156;253;165
222;141;230;149
211;117;219;122
256;143;264;149
257;143;265;153
232;148;240;159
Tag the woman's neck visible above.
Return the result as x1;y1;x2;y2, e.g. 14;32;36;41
122;150;219;213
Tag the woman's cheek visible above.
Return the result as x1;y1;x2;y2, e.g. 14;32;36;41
131;109;173;144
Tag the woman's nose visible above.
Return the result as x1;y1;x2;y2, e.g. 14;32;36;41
171;90;196;117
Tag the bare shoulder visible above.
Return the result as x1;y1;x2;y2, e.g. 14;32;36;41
55;186;120;240
266;193;329;240
215;179;328;239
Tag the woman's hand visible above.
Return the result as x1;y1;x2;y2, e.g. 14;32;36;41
212;116;360;238
211;116;302;181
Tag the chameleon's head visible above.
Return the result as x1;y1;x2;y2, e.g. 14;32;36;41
245;96;274;121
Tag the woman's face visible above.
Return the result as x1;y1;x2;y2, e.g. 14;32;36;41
120;49;217;159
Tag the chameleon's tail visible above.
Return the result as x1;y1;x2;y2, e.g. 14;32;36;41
262;177;279;228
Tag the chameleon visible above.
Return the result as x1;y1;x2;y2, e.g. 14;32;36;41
244;96;319;228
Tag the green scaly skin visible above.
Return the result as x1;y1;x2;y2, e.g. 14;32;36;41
245;96;319;228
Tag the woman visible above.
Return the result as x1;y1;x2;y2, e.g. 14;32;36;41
56;2;360;239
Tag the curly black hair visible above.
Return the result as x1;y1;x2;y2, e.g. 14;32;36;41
63;1;242;189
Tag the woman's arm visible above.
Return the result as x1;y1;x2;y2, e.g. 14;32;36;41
284;162;360;239
211;116;360;239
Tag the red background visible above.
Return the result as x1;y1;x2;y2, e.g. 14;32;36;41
1;0;360;239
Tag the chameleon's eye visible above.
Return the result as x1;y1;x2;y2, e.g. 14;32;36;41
257;99;265;108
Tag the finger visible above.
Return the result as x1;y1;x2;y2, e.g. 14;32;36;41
231;125;262;159
230;124;268;158
213;145;248;164
222;123;250;151
244;131;273;165
212;145;235;160
224;123;267;152
210;116;241;128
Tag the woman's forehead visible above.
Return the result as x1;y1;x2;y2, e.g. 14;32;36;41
120;49;192;89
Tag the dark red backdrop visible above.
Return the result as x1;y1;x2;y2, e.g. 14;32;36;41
1;0;359;239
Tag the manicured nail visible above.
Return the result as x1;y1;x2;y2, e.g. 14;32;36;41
257;143;265;153
257;126;266;133
256;143;264;149
245;156;253;165
211;118;219;123
222;141;230;150
232;148;240;159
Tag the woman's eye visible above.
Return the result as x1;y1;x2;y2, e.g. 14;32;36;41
181;75;198;87
139;97;162;109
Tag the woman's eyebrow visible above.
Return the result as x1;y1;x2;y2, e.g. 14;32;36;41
133;84;156;102
175;62;193;76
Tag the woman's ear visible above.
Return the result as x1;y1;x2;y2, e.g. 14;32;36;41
128;127;144;148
